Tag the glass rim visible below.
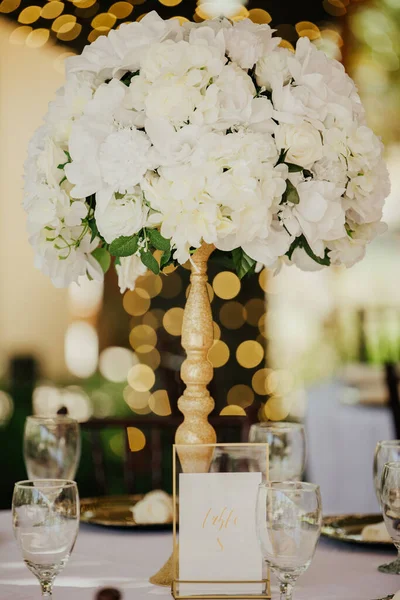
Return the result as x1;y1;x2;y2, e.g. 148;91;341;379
259;481;319;492
383;461;400;470
26;415;78;425
251;422;304;432
378;440;400;447
14;479;77;489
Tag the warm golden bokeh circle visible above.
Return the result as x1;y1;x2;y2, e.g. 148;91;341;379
129;324;157;353
26;27;50;47
9;25;32;43
138;348;161;370
220;405;246;416
0;0;20;14
149;389;172;416
127;364;155;392
136;273;162;299
252;368;272;395
263;396;292;421
227;384;254;409
208;340;230;368
213;272;241;300
236;340;264;369
219;301;246;330
52;14;76;33
245;298;265;327
108;0;133;18
163;307;184;336
159;0;182;5
40;1;64;19
213;321;221;341
123;386;150;411
143;308;165;330
127;427;146;451
248;8;272;23
123;289;151;316
92;11;116;28
267;369;295;396
18;5;40;23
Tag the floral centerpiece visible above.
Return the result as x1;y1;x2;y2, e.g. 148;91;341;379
24;11;389;292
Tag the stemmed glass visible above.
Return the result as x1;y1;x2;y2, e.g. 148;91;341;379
380;462;400;575
249;423;306;481
373;441;400;574
24;416;81;480
374;441;400;504
256;481;322;600
12;480;79;598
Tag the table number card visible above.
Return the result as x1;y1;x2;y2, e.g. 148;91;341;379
179;472;264;596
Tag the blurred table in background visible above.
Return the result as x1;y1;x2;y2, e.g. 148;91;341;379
305;379;395;514
0;510;398;600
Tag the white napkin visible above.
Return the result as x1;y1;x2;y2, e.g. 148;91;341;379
361;520;391;542
131;490;173;525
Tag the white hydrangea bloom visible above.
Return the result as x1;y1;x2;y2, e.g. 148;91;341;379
23;11;389;288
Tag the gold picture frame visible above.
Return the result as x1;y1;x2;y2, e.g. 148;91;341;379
172;443;270;600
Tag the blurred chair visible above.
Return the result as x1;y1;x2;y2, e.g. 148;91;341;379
385;363;400;438
81;415;251;495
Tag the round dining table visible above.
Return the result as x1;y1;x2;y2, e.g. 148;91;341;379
0;510;398;600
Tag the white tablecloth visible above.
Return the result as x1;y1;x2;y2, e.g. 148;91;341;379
305;380;395;514
0;510;399;600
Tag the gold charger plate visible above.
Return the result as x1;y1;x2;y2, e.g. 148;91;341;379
322;514;392;547
80;494;174;530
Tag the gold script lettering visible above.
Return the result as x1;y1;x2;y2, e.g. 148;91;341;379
202;507;239;551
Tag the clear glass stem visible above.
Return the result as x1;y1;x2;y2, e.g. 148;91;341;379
40;580;53;598
280;582;293;600
378;549;400;574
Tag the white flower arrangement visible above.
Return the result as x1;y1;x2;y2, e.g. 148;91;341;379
24;11;390;292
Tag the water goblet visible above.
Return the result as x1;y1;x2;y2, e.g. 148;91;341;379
256;481;322;600
374;441;400;505
249;423;306;481
380;462;400;575
24;416;81;480
12;479;79;598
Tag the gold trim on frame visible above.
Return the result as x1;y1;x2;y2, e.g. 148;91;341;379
172;443;270;600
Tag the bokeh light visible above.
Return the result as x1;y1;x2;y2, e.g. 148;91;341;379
65;322;98;378
220;405;246;416
208;340;230;368
128;364;155;392
123;289;151;316
227;384;254;408
236;340;264;368
163;307;184;336
99;346;137;382
213;272;241;300
129;324;157;353
149;389;172;416
127;426;146;451
219;301;246;329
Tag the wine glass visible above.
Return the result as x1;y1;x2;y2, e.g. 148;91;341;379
374;441;400;504
209;445;268;480
379;462;400;575
12;479;79;598
249;423;306;481
256;481;322;600
24;416;81;480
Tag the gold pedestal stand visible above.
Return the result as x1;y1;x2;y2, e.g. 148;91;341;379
150;243;217;586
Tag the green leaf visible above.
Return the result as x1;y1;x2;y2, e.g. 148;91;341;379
141;251;160;275
232;248;256;279
282;180;300;205
147;228;171;252
109;235;139;257
276;149;288;166
285;163;303;173
286;235;330;267
160;249;172;268
88;220;99;243
92;247;111;274
114;257;121;266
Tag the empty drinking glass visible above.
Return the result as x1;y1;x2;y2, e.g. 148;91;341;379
256;481;322;600
24;416;81;480
380;462;400;574
374;441;400;505
12;480;79;598
249;423;306;481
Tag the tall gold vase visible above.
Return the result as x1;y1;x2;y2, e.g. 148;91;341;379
150;243;217;586
175;243;217;471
